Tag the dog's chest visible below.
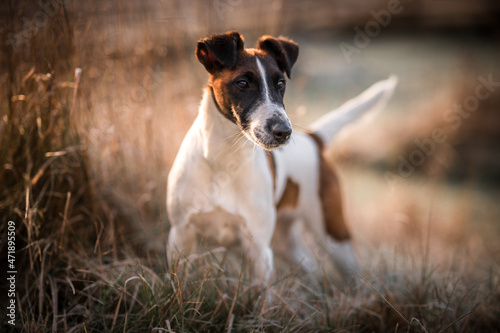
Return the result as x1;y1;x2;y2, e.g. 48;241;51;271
185;150;274;246
200;149;272;210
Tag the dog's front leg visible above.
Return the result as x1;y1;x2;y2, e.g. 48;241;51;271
239;235;274;283
237;204;277;284
167;223;197;271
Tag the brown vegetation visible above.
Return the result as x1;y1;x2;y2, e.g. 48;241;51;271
1;0;499;332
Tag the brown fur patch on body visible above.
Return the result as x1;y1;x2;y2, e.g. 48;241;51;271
308;133;351;241
189;206;245;247
266;151;300;212
277;178;300;211
266;151;276;192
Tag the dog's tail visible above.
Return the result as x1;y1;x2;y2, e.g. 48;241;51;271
309;75;397;147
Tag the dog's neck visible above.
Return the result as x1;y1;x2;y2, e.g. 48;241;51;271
199;87;256;164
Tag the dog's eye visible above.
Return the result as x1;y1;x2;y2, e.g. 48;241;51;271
236;80;249;89
277;80;286;90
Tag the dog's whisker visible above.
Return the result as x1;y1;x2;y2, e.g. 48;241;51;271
223;128;244;144
226;130;243;141
252;142;258;157
292;122;309;133
227;132;248;154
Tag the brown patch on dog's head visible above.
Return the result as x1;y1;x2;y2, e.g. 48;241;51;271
195;31;299;150
257;35;299;79
196;30;245;73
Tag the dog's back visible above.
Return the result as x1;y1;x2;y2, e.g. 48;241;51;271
270;76;397;274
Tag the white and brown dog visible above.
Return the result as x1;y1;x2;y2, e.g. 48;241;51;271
167;31;396;282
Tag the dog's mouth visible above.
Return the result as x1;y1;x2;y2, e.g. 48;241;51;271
243;122;292;150
234;105;292;150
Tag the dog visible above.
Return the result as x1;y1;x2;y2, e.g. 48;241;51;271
167;30;396;282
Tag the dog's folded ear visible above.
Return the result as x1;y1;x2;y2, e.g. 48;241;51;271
258;36;299;79
196;30;244;73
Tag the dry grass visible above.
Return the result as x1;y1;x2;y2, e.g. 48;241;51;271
1;0;499;332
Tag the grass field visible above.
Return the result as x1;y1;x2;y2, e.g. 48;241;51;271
1;0;500;332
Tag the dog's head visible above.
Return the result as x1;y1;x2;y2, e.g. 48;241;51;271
196;31;299;150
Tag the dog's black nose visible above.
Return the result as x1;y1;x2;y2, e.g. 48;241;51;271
271;123;292;143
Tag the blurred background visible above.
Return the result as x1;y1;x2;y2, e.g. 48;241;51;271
1;0;500;331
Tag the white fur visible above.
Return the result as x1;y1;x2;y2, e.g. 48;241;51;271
310;75;398;144
245;58;292;147
167;76;397;282
256;58;272;104
167;89;276;281
272;132;360;274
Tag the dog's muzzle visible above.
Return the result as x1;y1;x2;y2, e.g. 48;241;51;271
268;119;292;144
245;105;293;149
251;114;292;149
